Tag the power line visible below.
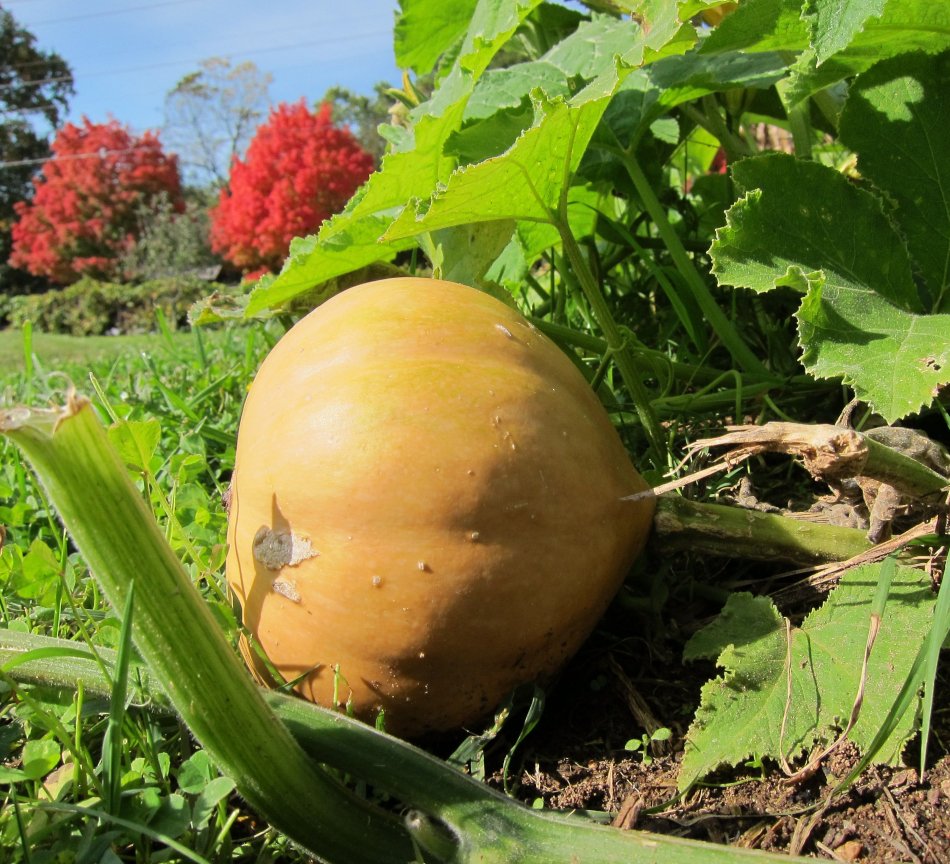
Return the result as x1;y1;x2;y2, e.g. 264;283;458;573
0;145;154;171
17;0;201;27
0;29;391;95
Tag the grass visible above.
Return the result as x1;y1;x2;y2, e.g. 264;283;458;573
0;320;296;861
0;326;203;377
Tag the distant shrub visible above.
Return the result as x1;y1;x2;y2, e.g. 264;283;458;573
9;118;183;285
120;193;221;282
6;276;222;336
210;101;374;273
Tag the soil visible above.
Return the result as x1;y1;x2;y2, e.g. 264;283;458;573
477;561;950;863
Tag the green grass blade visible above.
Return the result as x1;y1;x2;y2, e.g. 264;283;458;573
619;149;769;377
21;320;34;403
35;802;213;864
100;582;135;815
0;394;413;863
919;556;950;776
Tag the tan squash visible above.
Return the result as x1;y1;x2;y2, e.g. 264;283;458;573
226;277;655;737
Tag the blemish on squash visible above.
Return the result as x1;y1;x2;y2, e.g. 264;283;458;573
272;579;301;603
495;323;514;339
252;526;318;570
371;575;383;587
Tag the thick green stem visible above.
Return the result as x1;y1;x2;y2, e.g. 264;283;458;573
1;628;812;864
0;396;413;864
653;496;872;565
681;98;751;163
619;149;770;377
862;434;950;499
557;223;668;460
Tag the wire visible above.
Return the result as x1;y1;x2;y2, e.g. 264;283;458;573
16;0;202;27
0;146;156;170
0;29;391;94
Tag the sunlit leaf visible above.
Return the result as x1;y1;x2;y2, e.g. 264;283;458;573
805;0;888;64
711;153;950;420
394;0;479;74
680;563;934;790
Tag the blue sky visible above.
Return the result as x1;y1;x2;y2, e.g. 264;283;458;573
6;0;403;136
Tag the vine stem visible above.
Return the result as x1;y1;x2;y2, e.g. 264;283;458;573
616;146;770;377
1;626;815;864
652;496;872;564
556;219;669;462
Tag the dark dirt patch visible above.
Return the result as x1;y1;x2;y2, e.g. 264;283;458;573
504;745;950;862
477;592;950;863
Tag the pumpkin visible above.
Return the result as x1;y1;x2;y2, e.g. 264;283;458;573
226;277;655;737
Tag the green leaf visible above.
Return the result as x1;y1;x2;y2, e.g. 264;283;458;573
700;0;810;54
795;282;950;419
176;749;214;794
786;3;950;105
149;793;190;839
704;0;949;70
679;563;934;791
714;154;919;308
191;775;236;830
450;14;659;163
11;539;61;604
806;0;888;64
394;0;479;74
457;0;546;77
247;0;545;316
711;153;950;420
384;87;622;240
21;738;61;781
542;13;643;78
108;419;161;475
839;50;950;312
430;219;517;297
635;0;704;58
244;214;414;316
837;1;950;60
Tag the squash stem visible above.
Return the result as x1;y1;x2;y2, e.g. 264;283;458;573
652;495;872;564
2;627;813;864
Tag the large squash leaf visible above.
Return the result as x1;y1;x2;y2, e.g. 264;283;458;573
710;153;950;419
702;0;950;105
839;50;950;312
679;563;934;791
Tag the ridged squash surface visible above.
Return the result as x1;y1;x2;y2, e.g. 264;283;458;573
226;277;654;736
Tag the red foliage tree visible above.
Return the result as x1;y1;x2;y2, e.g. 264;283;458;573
210;101;374;273
10;118;183;285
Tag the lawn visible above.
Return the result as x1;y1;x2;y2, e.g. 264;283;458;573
0;326;202;378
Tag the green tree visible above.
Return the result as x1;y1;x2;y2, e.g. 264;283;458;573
163;57;272;188
321;83;395;165
0;6;73;292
